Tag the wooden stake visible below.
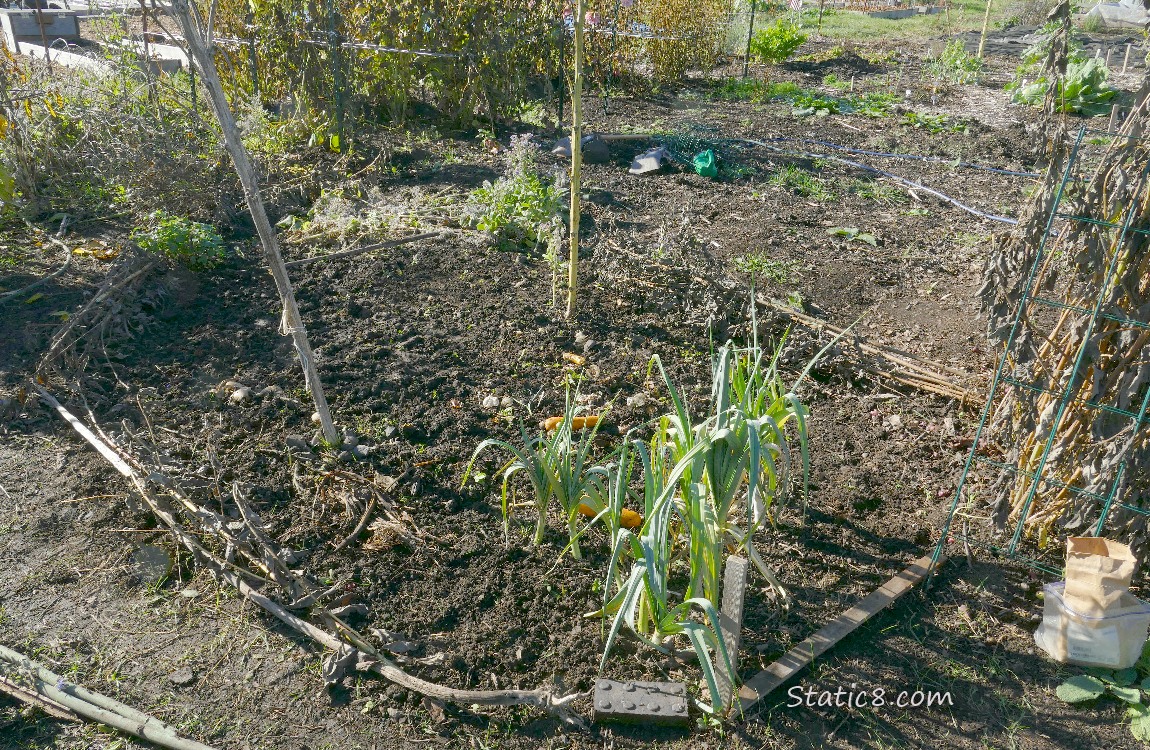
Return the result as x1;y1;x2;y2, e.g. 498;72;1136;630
1123;44;1132;74
977;0;993;59
167;0;338;445
565;0;585;320
743;0;757;77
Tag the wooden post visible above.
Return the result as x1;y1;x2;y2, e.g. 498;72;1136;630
167;0;340;445
1105;46;1112;68
31;1;52;68
743;0;757;78
565;0;585;320
976;0;992;59
1122;43;1132;74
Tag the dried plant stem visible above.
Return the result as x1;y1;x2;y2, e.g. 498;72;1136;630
167;0;338;444
36;386;586;723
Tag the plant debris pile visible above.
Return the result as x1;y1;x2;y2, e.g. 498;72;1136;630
980;75;1150;550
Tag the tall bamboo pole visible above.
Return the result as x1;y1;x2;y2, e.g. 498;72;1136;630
743;0;757;78
977;0;993;59
167;0;340;445
565;0;585;320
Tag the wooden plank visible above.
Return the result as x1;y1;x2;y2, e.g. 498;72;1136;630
736;554;943;715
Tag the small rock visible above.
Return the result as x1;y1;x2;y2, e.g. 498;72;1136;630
286;435;310;452
338;450;355;463
258;385;282;398
386;707;403;720
626;393;649;408
169;668;196;687
499;396;513;408
343;431;359;447
230;387;252;404
481;395;500;410
350;445;369;460
383;425;398;440
409;482;421;496
574;330;590;346
311;412;321;425
887;414;903;430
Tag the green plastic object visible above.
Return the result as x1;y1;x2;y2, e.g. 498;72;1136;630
693;149;718;178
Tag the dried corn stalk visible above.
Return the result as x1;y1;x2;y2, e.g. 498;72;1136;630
980;73;1150;550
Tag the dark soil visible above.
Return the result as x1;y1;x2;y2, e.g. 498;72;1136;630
1;37;1144;750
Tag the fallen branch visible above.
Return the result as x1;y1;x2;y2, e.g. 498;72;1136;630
0;673;80;723
37;254;160;372
331;495;377;553
283;232;442;268
0;237;73;304
0;644;219;750
36;386;587;725
760;296;978;405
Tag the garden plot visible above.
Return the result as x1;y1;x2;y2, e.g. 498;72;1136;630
0;31;1146;750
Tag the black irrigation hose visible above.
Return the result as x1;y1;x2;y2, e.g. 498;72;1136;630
738;138;1021;226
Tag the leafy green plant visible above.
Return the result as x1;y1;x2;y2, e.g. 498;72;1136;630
791;91;842;117
466;135;565;255
131;211;226;270
822;73;851;91
589;308;845;713
926;39;982;84
733;252;793;283
900;111;969;134
828;226;877;246
769;165;833;201
711;78;771;102
1007;24;1117;117
849;179;906;204
1056;647;1150;743
749;18;807;64
462;388;606;559
1012;57;1116;116
850;92;897;117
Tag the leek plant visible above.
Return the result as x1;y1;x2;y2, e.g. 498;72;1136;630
594;326;842;712
462;390;606;559
595;438;734;712
644;336;808;608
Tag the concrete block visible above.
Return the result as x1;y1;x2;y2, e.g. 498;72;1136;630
17;41;109;74
0;9;80;48
120;39;190;72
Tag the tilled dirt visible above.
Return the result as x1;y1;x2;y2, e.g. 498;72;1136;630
0;40;1143;750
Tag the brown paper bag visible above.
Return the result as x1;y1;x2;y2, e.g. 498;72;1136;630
1063;537;1137;616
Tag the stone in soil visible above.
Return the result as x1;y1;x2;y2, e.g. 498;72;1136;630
169;667;196;687
286;434;311;452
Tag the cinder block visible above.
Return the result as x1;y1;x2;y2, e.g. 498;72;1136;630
1;9;80;49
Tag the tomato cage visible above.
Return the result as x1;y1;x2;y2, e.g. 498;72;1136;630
930;123;1150;582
